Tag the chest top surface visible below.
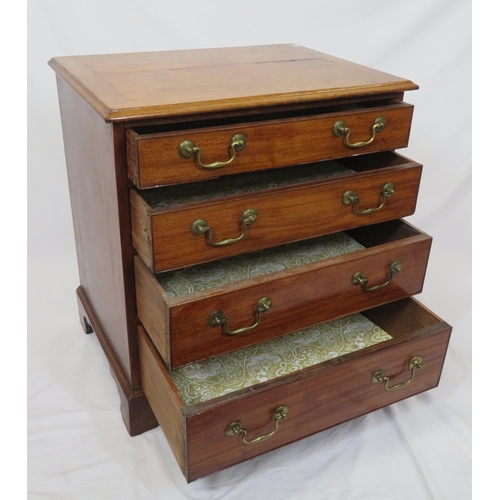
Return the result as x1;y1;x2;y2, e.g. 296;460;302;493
49;44;418;123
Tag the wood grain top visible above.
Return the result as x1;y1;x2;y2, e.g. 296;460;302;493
48;44;418;122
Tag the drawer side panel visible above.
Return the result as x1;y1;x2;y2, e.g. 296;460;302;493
139;328;187;475
130;189;154;271
135;257;170;364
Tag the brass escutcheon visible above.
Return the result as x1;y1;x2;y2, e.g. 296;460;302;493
371;356;423;391
342;182;395;215
191;209;258;247
333;116;387;148
209;297;272;335
225;405;289;445
178;133;247;169
352;261;402;292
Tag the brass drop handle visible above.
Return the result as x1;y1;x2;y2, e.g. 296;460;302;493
371;356;423;391
178;133;247;169
333;116;387;148
342;182;395;215
225;405;289;445
208;297;272;336
352;261;402;292
191;209;258;247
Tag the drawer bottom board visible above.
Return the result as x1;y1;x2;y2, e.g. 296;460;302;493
169;311;392;406
139;298;451;482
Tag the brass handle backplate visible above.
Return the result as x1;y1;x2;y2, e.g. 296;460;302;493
371;356;423;391
342;182;395;215
191;209;258;247
352;261;402;292
225;405;289;445
178;133;247;169
209;297;272;336
333;116;387;148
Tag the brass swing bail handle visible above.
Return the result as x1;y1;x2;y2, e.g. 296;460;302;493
191;209;258;247
352;261;402;292
208;297;272;336
178;133;247;169
342;182;395;215
225;405;289;445
371;356;423;391
333;116;387;148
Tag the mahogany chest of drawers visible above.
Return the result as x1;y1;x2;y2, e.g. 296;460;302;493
49;44;452;482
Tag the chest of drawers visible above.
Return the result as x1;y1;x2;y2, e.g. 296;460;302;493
49;44;452;482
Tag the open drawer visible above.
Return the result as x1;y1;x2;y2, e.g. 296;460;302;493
126;100;414;189
135;219;432;368
131;151;422;273
138;297;452;482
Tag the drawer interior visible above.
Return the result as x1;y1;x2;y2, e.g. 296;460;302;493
152;219;421;299
130;98;401;135
142;297;449;411
157;231;365;299
137;160;356;211
338;151;417;174
169;311;392;406
345;218;421;247
136;151;417;212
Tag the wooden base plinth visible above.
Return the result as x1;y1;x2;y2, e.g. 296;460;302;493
76;286;158;436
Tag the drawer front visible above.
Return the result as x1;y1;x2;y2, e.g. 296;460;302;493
132;155;422;273
134;221;432;368
138;298;452;482
186;323;450;481
127;101;414;189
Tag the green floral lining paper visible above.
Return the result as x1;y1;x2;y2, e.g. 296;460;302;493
141;160;355;210
170;312;392;406
158;232;365;298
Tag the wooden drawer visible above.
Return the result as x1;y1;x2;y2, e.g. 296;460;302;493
135;219;432;368
127;100;414;189
131;152;422;273
139;297;452;482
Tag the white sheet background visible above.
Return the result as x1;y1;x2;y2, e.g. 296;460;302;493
27;1;472;498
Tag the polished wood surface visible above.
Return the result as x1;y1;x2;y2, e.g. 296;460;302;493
51;47;451;473
131;152;422;272
135;220;432;368
138;298;451;482
48;45;418;122
134;255;170;363
127;101;413;188
138;325;187;475
57;77;134;384
129;190;153;269
56;76;157;434
77;287;158;436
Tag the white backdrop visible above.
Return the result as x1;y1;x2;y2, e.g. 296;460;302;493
28;1;471;498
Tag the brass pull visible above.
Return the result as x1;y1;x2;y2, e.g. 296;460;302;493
178;133;247;169
333;116;387;148
225;405;289;445
191;209;258;247
208;297;272;336
371;356;423;391
352;261;402;292
342;182;395;215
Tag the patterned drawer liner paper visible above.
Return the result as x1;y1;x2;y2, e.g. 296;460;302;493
170;312;392;406
158;232;365;298
141;160;355;210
